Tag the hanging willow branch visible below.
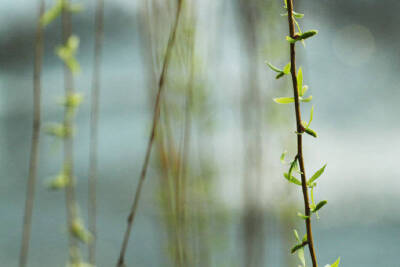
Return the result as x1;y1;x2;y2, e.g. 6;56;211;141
116;1;183;266
19;1;44;266
285;0;318;266
88;0;104;264
266;1;340;267
60;5;82;264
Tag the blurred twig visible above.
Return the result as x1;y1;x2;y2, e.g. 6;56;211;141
61;4;80;263
19;1;44;266
88;0;104;264
116;1;183;266
176;23;196;266
157;117;183;267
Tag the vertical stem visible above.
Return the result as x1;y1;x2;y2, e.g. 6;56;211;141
175;32;196;266
61;4;80;263
19;1;44;266
286;0;318;266
116;1;183;266
162;103;184;267
157;117;183;267
88;0;104;264
177;95;191;267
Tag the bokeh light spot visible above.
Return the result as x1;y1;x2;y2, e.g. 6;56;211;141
333;24;375;66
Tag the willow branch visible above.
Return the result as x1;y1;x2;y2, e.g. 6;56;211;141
176;31;196;266
286;0;318;266
19;1;44;266
61;5;80;263
162;102;185;266
116;1;183;266
88;0;104;264
158;117;183;267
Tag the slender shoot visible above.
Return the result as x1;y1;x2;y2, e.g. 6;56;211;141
88;0;104;264
19;1;44;266
116;1;183;266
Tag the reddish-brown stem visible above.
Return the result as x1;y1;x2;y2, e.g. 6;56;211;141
286;0;318;266
116;1;183;266
19;1;44;266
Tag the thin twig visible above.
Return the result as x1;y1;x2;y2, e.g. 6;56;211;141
157;118;183;267
88;0;104;264
140;5;183;264
176;27;196;266
19;1;45;266
161;102;184;267
286;0;318;266
116;1;183;266
61;5;80;263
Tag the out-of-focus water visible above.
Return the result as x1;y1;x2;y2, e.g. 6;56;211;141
1;0;400;266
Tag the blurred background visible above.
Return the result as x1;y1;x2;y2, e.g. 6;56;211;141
2;0;400;266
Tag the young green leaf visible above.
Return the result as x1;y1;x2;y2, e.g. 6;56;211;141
273;97;294;104
284;173;302;186
61;93;84;108
304;127;318;138
291;241;308;254
293;162;303;175
40;0;64;26
283;62;291;74
293;11;305;18
307;105;314;126
298;30;318;40
310;203;316;211
312;200;328;213
310;186;320;219
45;123;73;138
56;35;81;74
64;56;80;74
297;212;309;220
292;231;306;266
325;257;340;267
286;36;296;43
70;218;92;244
280;150;287;164
310;186;316;208
287;30;318;43
47;173;70;190
298;247;306;267
67;35;80;51
331;257;341;267
266;62;282;73
276;72;285;79
293;229;300;242
297;68;303;95
299;95;313;102
288;157;296;178
302;233;308;243
266;62;291;79
280;11;304;19
307;164;327;186
299;85;308;97
294;18;303;34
